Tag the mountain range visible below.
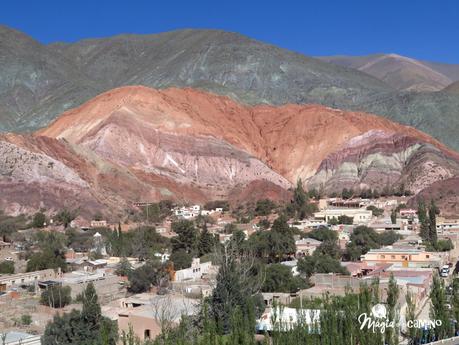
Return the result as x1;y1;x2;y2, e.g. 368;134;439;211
318;53;459;92
1;25;459;217
1;25;459;152
2;86;459;217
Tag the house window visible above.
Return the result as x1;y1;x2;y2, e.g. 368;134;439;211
426;255;430;258
381;255;385;259
391;255;396;259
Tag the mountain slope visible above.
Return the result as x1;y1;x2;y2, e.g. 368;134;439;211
0;25;102;132
443;81;459;94
40;86;459;192
49;29;392;106
1;26;459;153
319;53;459;92
3;86;458;215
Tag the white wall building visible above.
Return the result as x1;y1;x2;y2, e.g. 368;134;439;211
174;258;212;282
314;208;373;224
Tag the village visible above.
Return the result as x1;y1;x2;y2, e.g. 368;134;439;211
1;187;459;345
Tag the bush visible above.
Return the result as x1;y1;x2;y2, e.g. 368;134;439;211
32;212;46;228
306;226;337;242
204;200;229;212
257;219;271;230
40;286;72;308
21;314;32;325
262;264;307;293
366;205;384;217
430;239;455;252
328;215;353;225
128;261;165;294
254;199;276;216
0;260;14;274
26;250;67;272
170;249;193;270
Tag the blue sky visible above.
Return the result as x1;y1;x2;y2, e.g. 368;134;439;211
2;0;458;63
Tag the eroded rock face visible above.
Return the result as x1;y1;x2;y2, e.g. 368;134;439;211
308;130;459;193
2;86;458;216
78;113;291;192
408;177;459;217
41;86;456;185
0;140;88;187
0;134;210;216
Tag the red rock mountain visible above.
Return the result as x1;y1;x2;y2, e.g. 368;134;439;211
2;86;459;216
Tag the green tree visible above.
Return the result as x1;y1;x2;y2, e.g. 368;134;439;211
128;260;164;293
132;226;168;260
298;253;348;277
314;239;341;260
418;200;429;241
367;205;384;217
254;199;276;216
55;208;77;228
27;232;68;272
428;199;438;244
40;286;72;308
198;224;216;257
390;209;397;224
293;179;307;211
433;239;454;252
42;282;118;345
115;257;132;277
0;216;15;242
430;274;452;340
209;240;263;335
345;226;399;261
257;219;271;230
21;314;32;326
171;220;198;254
292;179;318;219
452;278;459;335
262;264;306;293
306;226;337;242
223;222;239;234
386;274;399;345
32;211;46;228
405;290;420;344
0;260;14;274
169;249;193;270
341;188;354;199
268;215;295;262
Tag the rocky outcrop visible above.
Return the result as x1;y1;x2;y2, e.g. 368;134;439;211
2;86;458;216
41;86;459;193
408;177;459;217
308;130;459;193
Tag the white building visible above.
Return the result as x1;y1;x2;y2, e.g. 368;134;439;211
174;258;212;282
174;205;201;219
289;219;327;231
314;208;373;224
436;217;459;233
0;269;55;291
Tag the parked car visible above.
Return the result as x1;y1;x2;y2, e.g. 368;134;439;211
441;265;450;278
